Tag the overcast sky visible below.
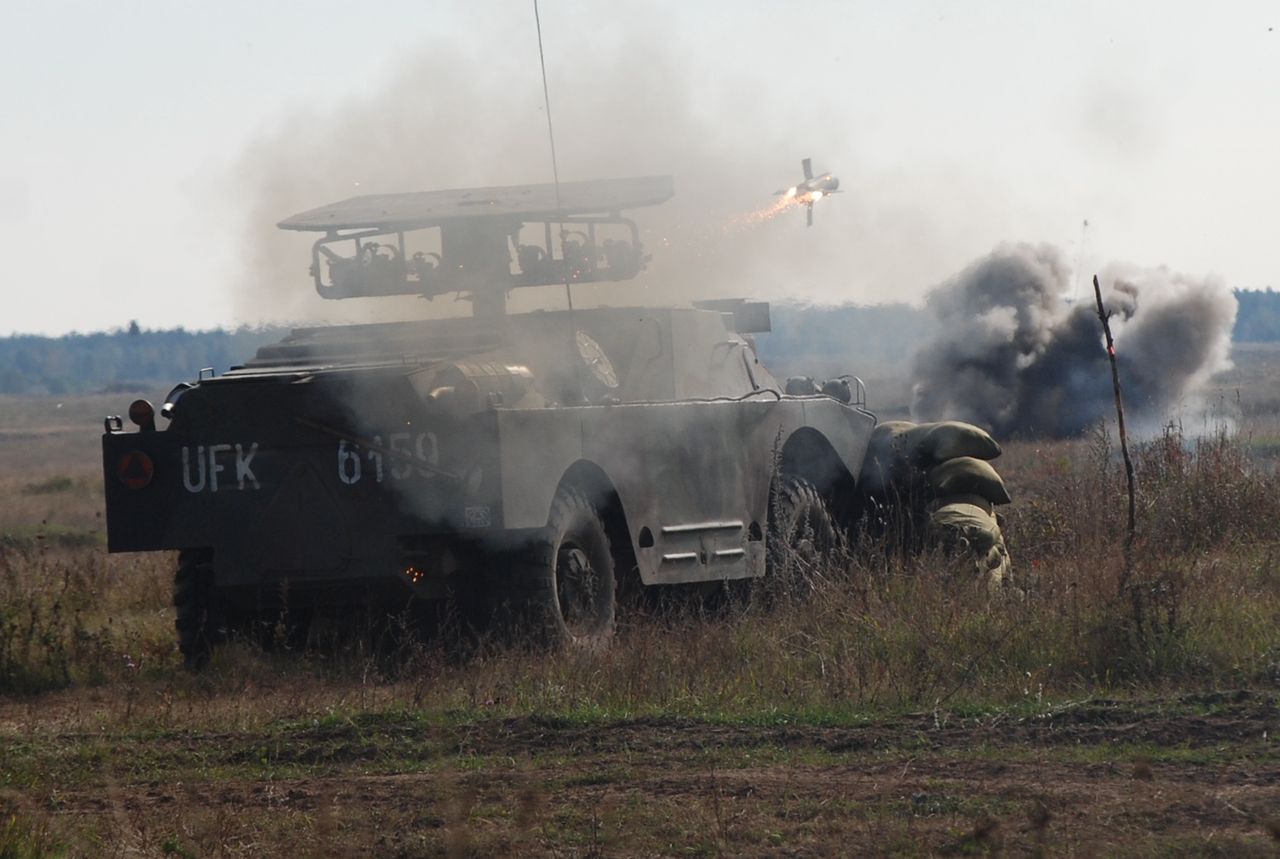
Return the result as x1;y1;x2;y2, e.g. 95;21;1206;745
1;0;1276;335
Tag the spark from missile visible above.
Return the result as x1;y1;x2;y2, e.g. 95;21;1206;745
725;159;842;229
727;195;803;229
726;187;830;231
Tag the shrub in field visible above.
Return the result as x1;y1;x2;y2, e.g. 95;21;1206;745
19;475;73;496
1007;423;1280;562
1135;424;1280;550
1002;423;1280;684
0;544;173;695
0;811;62;859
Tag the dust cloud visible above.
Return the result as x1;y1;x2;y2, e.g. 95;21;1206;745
909;243;1236;438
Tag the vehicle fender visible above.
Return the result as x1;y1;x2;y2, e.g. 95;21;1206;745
495;408;586;529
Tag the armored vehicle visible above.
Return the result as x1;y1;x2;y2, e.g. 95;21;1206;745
102;176;877;665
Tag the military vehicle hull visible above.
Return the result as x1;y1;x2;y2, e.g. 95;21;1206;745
104;309;874;599
106;391;872;591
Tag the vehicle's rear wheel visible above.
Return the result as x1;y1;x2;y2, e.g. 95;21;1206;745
767;474;841;598
174;549;222;670
506;486;616;650
175;557;314;666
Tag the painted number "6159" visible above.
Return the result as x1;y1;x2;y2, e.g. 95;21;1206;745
337;432;439;485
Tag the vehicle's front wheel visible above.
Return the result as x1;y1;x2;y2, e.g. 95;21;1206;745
767;474;841;598
507;486;616;650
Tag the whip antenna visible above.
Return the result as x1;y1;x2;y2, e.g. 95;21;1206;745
1073;218;1090;303
533;0;574;311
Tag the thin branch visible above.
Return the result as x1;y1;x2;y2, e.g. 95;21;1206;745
1092;274;1137;591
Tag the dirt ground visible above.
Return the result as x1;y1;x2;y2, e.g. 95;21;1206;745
5;689;1279;856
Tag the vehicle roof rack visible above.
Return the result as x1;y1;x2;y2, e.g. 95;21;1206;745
278;175;673;233
277;176;674;316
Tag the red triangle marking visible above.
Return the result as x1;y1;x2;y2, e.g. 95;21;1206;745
119;452;153;488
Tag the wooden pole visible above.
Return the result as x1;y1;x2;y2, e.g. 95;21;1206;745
1092;275;1137;589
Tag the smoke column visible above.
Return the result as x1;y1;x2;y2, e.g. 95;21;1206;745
909;243;1237;438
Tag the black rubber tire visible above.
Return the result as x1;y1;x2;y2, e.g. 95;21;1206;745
767;474;841;596
174;549;223;670
505;486;616;650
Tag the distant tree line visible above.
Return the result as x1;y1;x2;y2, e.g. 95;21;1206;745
0;290;1276;394
0;325;281;395
757;302;937;377
1231;289;1280;342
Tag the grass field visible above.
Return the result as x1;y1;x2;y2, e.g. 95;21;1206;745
3;357;1280;856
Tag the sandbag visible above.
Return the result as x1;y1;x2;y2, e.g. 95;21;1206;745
903;421;1001;464
980;541;1009;572
858;421;919;495
927;457;1012;505
866;421;916;465
874;420;918;436
927;500;1003;554
981;541;1013;590
926;492;994;517
929;502;1014;586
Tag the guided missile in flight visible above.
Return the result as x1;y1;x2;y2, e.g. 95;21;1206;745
775;158;840;226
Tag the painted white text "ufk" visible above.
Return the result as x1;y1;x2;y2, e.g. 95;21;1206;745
182;443;260;492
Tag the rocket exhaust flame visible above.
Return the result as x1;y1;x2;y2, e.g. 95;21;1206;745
727;194;802;228
727;188;829;229
730;160;840;230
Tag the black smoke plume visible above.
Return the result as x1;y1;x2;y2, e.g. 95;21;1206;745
909;243;1236;438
